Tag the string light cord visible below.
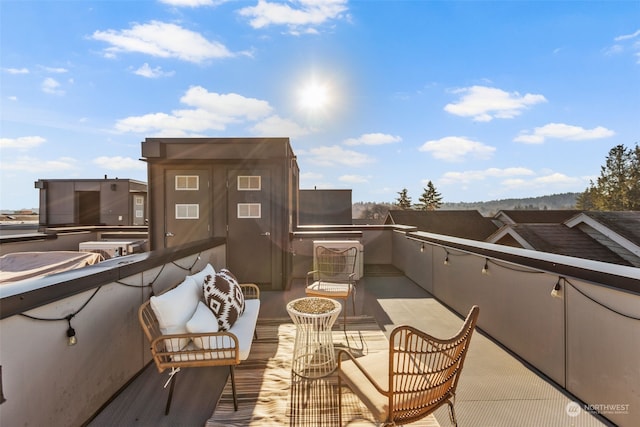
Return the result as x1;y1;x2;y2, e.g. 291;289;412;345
19;286;102;323
484;257;546;274
171;253;202;272
564;278;640;321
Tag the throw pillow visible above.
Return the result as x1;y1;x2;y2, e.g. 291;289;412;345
187;263;216;290
149;276;200;350
186;301;219;349
204;269;245;331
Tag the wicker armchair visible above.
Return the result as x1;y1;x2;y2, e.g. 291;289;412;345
337;305;479;426
305;245;359;331
138;283;260;414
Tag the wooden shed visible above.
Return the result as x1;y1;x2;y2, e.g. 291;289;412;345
141;137;299;290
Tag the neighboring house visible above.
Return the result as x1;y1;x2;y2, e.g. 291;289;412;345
565;211;640;267
384;210;498;241
493;210;581;226
487;210;640;267
34;178;147;227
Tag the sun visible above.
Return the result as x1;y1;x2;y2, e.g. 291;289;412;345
298;80;331;111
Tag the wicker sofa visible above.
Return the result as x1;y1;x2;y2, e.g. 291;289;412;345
138;264;260;414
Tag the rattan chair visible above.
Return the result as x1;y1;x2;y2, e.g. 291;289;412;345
337;305;479;426
305;245;359;332
138;283;260;415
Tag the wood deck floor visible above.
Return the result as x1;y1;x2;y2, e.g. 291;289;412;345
86;270;613;427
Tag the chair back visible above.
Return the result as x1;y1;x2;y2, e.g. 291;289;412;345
139;299;161;345
314;245;358;283
387;305;479;425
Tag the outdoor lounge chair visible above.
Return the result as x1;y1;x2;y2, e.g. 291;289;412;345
337;305;480;426
138;271;260;415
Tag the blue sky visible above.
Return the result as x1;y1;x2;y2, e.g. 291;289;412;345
1;0;639;210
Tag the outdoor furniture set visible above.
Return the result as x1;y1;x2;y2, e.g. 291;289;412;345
138;249;480;426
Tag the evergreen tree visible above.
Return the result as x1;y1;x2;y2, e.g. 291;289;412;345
417;181;443;211
576;143;640;211
395;188;412;210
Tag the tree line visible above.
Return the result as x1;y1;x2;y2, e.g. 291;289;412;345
355;143;638;219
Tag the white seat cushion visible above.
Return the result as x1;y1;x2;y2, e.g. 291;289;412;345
173;299;260;361
306;281;353;298
186;301;219;349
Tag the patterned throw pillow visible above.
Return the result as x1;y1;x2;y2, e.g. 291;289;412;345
203;269;245;331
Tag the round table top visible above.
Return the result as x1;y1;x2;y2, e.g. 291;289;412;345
286;297;341;317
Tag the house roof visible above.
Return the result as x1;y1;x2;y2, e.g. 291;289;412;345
494;210;581;225
491;224;633;266
566;211;640;245
385;210;498;241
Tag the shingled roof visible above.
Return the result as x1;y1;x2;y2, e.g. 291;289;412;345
491;223;632;266
567;211;640;244
385;210;498;241
494;210;581;225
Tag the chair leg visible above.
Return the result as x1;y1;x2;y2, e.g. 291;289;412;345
337;374;343;426
447;399;458;427
230;365;238;411
164;371;177;415
342;298;348;333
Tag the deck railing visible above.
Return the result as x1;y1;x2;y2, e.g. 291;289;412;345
0;238;225;427
1;225;639;426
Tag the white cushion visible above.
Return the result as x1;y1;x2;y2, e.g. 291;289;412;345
186;301;219;349
187;263;216;289
173;299;260;362
229;299;260;360
150;276;200;350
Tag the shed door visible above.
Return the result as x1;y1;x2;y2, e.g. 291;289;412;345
227;169;272;286
165;170;210;248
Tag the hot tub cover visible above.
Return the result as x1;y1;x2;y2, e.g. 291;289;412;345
0;251;103;284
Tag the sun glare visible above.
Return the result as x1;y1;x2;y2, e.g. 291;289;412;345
298;81;331;111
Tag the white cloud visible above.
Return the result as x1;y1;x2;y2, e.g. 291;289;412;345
339;174;370;183
0;136;46;149
180;86;272;120
440;167;534;185
444;86;547;122
238;0;349;34
502;172;582;191
343;133;401;146
133;63;175;78
2;67;29;74
418;136;495;162
614;29;640;41
115;86;274;134
8;96;18;101
0;156;77;173
606;29;640;63
93;156;147;171
42;77;64;95
514;123;615;144
300;171;323;180
91;21;233;63
250;115;311;137
306;145;374;167
41;66;68;73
